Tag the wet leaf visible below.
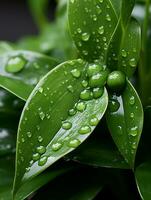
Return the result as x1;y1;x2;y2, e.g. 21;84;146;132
0;50;58;100
13;59;108;194
135;162;151;200
106;80;143;168
68;0;119;62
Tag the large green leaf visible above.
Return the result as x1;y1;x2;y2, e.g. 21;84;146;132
106;80;143;168
13;59;108;194
0;156;73;200
135;162;151;200
14;162;73;200
68;0;119;62
0;50;58;100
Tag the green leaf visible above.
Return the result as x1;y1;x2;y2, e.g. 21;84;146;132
0;156;15;200
121;0;135;25
0;41;14;55
118;18;141;76
0;156;73;200
68;0;119;62
135;162;151;200
106;80;143;168
107;0;141;77
14;162;73;200
28;0;49;29
0;50;58;100
13;59;108;194
66;128;130;169
32;168;104;200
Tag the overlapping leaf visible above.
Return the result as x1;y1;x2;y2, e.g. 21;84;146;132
13;59;108;194
0;50;58;100
135;163;151;200
106;80;143;167
68;0;120;62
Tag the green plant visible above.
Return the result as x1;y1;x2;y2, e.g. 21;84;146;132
0;0;151;199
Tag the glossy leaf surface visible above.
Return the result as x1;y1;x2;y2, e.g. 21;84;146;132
0;50;58;100
66;129;130;169
68;0;119;62
118;18;141;76
135;163;151;200
106;80;143;167
13;59;108;194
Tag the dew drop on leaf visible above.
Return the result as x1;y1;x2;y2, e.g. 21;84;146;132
36;146;46;154
79;125;91;134
5;56;26;73
38;156;48;166
68;139;80;148
62;121;72;130
76;102;86;112
52;143;62;151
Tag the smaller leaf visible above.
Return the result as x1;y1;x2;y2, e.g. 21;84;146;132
0;50;58;100
118;18;141;76
135;162;151;200
68;0;118;62
106;80;143;167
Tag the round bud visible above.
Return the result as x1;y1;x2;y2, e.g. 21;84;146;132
107;71;126;92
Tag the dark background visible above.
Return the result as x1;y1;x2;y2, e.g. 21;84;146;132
0;0;56;41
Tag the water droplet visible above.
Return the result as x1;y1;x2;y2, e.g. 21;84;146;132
71;69;81;78
62;121;72;130
108;99;120;112
87;64;103;77
131;142;137;149
80;89;93;101
129;96;135;105
38;156;48;166
32;153;40;161
36;146;46;154
81;32;90;41
38;136;43;143
129;127;138;137
27;131;32;138
129;58;137;67
39;112;45;120
76;102;86;112
5;56;26;73
52;143;62;151
68;139;80;148
68;108;77;116
67;85;74;93
38;87;43;94
121;49;127;57
106;14;111;21
89;116;99;126
93;87;104;99
89;72;107;88
81;80;88;88
79;125;91;134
